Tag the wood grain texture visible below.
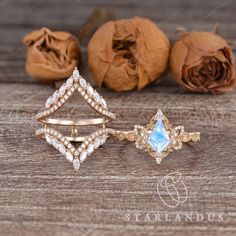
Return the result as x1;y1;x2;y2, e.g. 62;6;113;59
0;0;235;235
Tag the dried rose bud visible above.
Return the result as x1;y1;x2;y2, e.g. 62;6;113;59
170;31;236;94
23;27;81;82
88;17;170;91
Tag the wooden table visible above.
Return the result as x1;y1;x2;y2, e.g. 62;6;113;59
0;0;235;235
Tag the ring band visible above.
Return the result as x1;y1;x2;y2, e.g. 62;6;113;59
35;68;116;142
36;127;116;170
35;68;116;170
113;109;200;164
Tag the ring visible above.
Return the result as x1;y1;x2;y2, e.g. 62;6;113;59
35;68;116;170
35;127;115;170
114;109;200;164
35;67;116;142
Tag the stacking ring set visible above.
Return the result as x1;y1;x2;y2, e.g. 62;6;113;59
35;68;200;170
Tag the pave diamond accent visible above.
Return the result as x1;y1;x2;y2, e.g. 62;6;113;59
156;157;162;164
73;159;80;170
148;117;171;154
45;96;53;108
100;97;107;108
87;144;94;155
58;144;66;155
66;77;73;89
80;151;87;163
73;68;80;78
79;77;87;88
66;152;74;162
45;134;52;144
58;84;66;96
38;67;116;121
87;85;94;95
36;127;116;170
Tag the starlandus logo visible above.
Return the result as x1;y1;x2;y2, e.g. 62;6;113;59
157;172;188;208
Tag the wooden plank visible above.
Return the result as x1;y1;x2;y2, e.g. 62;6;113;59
0;82;235;235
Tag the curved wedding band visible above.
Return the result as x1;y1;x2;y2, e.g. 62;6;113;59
35;68;116;142
35;68;116;170
35;127;116;170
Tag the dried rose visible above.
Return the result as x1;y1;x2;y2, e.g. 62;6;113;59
170;31;236;94
23;27;81;82
88;17;170;91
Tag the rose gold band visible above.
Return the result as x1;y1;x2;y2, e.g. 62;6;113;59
35;68;116;142
113;130;200;143
38;116;111;126
35;127;116;170
38;117;111;142
38;133;87;142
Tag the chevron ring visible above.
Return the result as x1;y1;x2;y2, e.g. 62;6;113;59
35;68;116;170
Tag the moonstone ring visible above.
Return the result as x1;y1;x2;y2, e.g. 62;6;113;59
114;109;200;164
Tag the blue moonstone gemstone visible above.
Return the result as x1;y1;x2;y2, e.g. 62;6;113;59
148;118;171;154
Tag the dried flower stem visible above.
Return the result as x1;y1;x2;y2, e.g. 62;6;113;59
78;7;114;44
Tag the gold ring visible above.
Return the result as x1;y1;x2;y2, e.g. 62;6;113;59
113;109;200;164
35;68;116;142
35;68;116;170
35;127;116;170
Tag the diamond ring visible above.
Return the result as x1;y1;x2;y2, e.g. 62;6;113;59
114;109;200;164
35;68;116;170
35;127;116;170
36;67;116;141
